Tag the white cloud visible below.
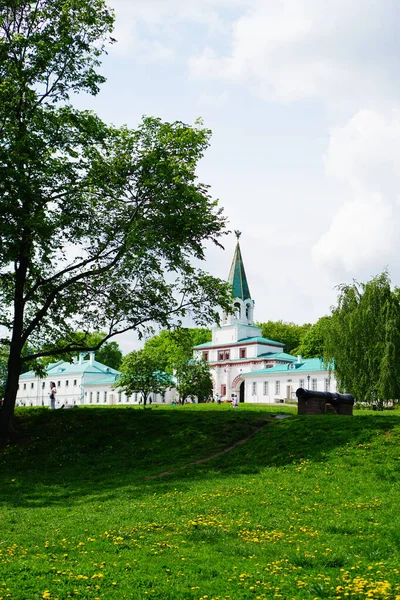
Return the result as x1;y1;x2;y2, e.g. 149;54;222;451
188;0;400;110
108;0;251;57
92;0;400;325
313;110;400;278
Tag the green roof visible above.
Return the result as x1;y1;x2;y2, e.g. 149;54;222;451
228;239;251;300
20;357;120;379
194;336;285;349
244;357;332;376
260;352;297;361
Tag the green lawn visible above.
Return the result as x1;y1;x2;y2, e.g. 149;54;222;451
1;404;399;600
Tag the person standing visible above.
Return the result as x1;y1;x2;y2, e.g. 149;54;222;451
49;382;57;410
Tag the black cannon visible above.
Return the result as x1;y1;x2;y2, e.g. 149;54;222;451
296;388;354;415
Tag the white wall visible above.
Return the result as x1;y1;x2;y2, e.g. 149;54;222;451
244;371;337;404
16;373;179;407
17;375;84;407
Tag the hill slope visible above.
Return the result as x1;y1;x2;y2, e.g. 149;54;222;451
0;405;399;599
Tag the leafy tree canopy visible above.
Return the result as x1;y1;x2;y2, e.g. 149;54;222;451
143;328;211;374
293;316;331;358
325;271;400;408
117;350;172;407
256;320;311;354
174;359;213;404
0;0;231;438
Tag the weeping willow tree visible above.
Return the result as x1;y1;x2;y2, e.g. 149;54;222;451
325;272;400;409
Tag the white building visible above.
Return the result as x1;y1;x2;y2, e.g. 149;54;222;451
193;232;336;403
16;352;176;407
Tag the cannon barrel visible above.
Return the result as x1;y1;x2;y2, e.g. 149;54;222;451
296;388;354;406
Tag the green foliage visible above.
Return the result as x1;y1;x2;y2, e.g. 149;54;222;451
40;332;123;370
256;320;311;354
0;406;400;598
294;316;332;358
0;0;231;434
95;340;123;370
117;350;172;406
174;358;213;403
325;271;400;407
143;328;211;373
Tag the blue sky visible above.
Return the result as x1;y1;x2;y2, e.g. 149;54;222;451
74;0;400;351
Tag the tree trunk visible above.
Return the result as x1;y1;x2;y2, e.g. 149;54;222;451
0;342;23;442
0;221;31;442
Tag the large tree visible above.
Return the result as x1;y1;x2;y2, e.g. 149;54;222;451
174;359;213;404
117;350;172;408
325;272;400;408
143;328;211;374
0;0;230;440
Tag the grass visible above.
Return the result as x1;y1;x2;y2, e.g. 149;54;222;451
0;404;400;599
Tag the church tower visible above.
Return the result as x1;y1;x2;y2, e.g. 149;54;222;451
214;231;262;345
223;230;255;326
193;231;287;401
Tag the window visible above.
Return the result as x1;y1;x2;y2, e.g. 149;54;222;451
134;393;138;402
202;351;209;361
252;382;257;396
30;382;34;389
104;391;107;403
218;351;224;361
325;378;330;392
275;381;280;395
263;381;268;395
312;378;317;391
126;395;130;403
57;381;60;387
23;383;26;390
65;380;69;387
299;379;304;389
96;391;100;403
118;392;122;403
42;382;45;389
89;392;93;403
224;351;230;360
239;348;246;359
73;379;77;386
221;384;226;397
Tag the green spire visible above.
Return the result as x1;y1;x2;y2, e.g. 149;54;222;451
228;231;251;300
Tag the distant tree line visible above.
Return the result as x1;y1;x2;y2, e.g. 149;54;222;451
256;318;330;358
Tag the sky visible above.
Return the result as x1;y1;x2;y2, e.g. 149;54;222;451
74;0;400;352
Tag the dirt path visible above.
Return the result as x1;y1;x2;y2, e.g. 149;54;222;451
143;420;270;480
